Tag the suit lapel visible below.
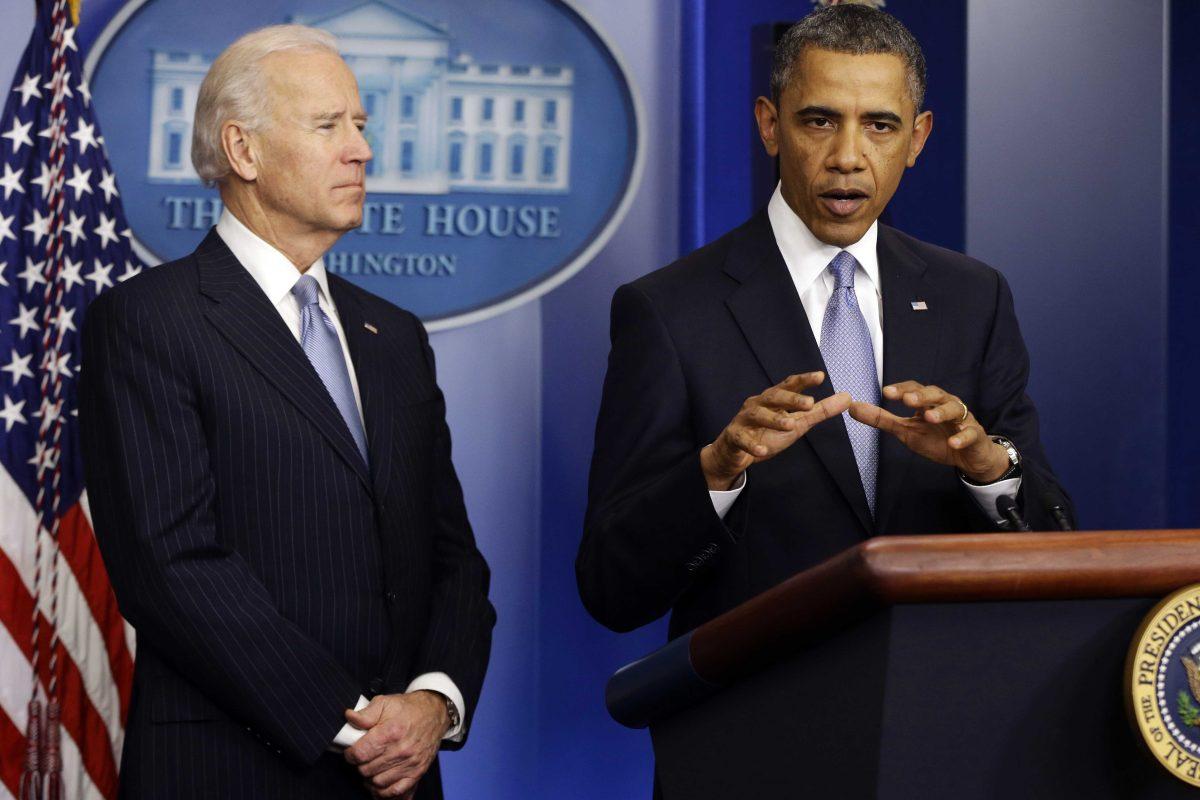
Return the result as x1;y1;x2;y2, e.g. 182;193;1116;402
874;226;942;530
195;230;372;494
722;213;874;534
327;275;394;504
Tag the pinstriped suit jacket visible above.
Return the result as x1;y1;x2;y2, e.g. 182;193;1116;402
79;230;495;799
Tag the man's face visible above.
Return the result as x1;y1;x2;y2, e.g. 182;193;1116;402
756;48;932;248
249;49;371;241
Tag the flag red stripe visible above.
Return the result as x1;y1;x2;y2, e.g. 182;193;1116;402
0;707;24;799
58;503;133;722
0;549;120;799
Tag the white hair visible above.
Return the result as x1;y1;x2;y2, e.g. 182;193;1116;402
191;24;339;186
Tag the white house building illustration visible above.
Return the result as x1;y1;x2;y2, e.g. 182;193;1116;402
146;0;574;194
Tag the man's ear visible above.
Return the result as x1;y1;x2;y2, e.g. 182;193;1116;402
906;109;933;167
222;120;259;182
754;96;780;158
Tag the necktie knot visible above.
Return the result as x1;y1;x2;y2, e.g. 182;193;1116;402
291;274;321;309
827;251;858;290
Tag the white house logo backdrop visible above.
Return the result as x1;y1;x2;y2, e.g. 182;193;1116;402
84;0;642;328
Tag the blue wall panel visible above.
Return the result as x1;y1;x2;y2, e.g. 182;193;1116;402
967;0;1168;530
1169;0;1200;527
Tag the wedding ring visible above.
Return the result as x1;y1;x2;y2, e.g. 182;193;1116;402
956;400;969;424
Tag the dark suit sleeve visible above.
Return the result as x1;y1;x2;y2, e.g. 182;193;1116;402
577;284;745;633
79;288;362;766
394;316;495;748
972;271;1076;530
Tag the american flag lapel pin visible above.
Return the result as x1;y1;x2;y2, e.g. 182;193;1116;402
364;322;379;334
910;300;928;312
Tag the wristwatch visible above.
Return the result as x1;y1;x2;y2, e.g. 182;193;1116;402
963;436;1021;485
439;692;461;734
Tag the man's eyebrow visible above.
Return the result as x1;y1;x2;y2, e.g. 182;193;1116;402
863;110;903;124
311;110;343;122
796;105;842;119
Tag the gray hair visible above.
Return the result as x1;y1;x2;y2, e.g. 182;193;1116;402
191;24;339;186
770;4;927;113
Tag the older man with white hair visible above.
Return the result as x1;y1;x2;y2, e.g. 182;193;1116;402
79;25;494;800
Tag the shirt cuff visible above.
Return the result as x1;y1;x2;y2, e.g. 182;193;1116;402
406;672;466;742
331;694;370;749
961;474;1023;525
709;472;747;520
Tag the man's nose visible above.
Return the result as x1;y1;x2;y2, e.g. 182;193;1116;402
827;125;866;173
348;125;373;164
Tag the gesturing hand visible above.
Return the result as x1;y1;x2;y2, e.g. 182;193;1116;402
701;371;851;490
848;381;1010;483
343;691;449;799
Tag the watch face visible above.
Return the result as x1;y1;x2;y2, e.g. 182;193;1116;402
992;437;1020;465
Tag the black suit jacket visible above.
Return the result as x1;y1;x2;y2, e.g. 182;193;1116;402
80;230;495;799
577;212;1072;639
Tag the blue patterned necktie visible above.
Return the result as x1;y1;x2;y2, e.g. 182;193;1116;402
291;274;369;464
819;250;880;515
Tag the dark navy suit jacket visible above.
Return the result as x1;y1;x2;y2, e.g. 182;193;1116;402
80;230;494;799
577;212;1073;639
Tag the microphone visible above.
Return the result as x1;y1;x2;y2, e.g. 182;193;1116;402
996;495;1031;532
1041;489;1075;531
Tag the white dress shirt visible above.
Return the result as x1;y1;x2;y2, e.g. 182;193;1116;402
708;185;1020;524
215;210;466;744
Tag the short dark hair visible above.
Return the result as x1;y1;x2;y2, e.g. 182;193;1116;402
771;4;927;112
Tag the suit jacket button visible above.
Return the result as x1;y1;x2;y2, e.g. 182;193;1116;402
384;591;399;603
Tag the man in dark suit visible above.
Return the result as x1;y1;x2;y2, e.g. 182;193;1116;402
577;4;1073;640
79;25;493;799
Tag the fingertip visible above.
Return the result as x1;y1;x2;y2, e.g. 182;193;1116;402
949;437;961;448
882;385;898;398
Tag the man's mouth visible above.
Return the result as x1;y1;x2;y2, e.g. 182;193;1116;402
818;189;869;218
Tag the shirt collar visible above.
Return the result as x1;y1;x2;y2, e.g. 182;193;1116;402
766;182;880;296
214;208;332;307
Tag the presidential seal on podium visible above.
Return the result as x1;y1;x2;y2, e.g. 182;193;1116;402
1128;584;1200;786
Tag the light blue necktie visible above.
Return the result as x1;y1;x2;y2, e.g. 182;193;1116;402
291;274;369;464
819;251;880;515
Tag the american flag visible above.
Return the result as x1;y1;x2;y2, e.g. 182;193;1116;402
1;1;142;798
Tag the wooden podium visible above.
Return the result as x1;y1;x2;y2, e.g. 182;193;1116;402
606;531;1200;798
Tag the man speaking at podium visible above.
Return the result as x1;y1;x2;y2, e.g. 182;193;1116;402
80;26;493;799
577;4;1073;639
